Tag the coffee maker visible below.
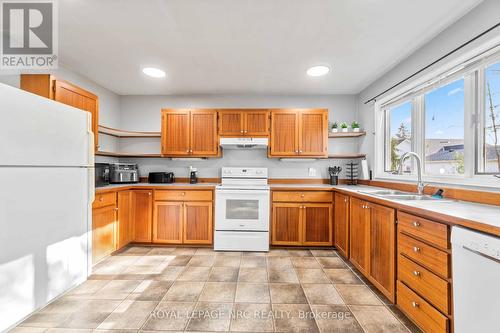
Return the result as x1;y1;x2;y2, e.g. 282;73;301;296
189;166;198;184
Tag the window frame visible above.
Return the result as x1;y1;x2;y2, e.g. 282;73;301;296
373;39;500;189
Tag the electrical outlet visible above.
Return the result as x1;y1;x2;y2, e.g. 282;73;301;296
308;167;316;177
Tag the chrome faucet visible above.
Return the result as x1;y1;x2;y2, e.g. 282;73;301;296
398;152;426;195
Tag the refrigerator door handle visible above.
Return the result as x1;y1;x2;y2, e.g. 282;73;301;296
87;112;95;167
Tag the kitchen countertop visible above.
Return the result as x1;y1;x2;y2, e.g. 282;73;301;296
95;182;500;236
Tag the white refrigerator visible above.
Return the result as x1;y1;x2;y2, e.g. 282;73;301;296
0;83;94;332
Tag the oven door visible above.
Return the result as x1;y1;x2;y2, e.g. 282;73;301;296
215;189;270;231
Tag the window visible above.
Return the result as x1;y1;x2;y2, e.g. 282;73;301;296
424;79;465;176
480;61;500;174
384;101;412;173
375;44;500;187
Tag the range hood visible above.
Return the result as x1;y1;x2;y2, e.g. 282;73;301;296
220;137;268;150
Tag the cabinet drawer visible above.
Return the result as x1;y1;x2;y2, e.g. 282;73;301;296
93;192;116;208
398;233;450;278
398;212;449;249
155;190;213;201
398;255;450;314
397;281;448;333
272;191;332;202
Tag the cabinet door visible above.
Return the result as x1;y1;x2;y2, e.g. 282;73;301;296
368;202;396;302
53;80;99;151
349;198;370;275
303;203;332;246
271;203;302;245
299;109;327;157
334;193;349;258
153;201;183;244
244;110;269;136
92;205;116;264
218;110;244;136
190;110;219;156
161;110;190;155
269;110;299;156
132;190;153;242
117;190;132;249
183;202;213;244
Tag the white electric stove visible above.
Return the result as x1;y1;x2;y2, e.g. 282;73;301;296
214;167;270;252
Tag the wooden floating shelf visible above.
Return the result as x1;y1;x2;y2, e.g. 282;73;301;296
328;153;366;159
328;131;366;138
96;151;162;158
98;125;161;138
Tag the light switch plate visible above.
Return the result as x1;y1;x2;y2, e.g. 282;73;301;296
308;167;316;177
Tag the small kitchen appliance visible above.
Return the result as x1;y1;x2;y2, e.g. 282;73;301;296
110;163;139;183
190;166;198;184
148;172;174;183
95;163;110;187
215;167;270;252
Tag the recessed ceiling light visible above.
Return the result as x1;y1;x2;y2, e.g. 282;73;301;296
306;65;330;77
142;67;166;78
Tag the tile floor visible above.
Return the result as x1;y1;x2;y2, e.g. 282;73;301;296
14;246;422;333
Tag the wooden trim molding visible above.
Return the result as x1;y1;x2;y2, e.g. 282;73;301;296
358;180;500;206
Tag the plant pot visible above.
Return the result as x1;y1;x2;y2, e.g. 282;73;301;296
342;128;348;132
353;128;360;132
331;129;338;133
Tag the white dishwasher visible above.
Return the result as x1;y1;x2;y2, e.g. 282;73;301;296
451;226;500;333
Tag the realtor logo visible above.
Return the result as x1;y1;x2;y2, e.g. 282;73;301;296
1;0;58;69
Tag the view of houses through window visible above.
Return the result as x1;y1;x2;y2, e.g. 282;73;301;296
386;102;412;173
482;61;500;174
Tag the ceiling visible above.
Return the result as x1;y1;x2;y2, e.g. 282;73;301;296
59;0;482;95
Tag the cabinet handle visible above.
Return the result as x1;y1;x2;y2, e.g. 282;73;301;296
413;271;421;277
114;208;119;212
295;150;299;153
413;246;420;253
411;301;419;308
344;198;347;203
299;150;303;153
181;192;185;196
240;130;244;133
413;221;421;227
99;197;103;202
148;192;152;196
301;194;305;198
186;149;190;153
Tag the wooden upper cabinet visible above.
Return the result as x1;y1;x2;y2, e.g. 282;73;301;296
299;110;328;156
21;74;99;151
132;190;153;242
161;109;190;155
334;193;349;258
218;110;244;136
161;109;218;157
269;110;299;156
190;110;218;156
349;197;370;276
269;109;327;157
245;110;269;136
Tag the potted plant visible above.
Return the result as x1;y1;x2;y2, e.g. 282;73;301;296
340;122;348;132
331;122;338;133
351;121;360;132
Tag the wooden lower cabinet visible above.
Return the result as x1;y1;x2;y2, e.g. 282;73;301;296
272;203;303;245
92;204;116;264
349;196;396;302
183;202;213;244
302;204;332;246
349;197;370;275
153;201;183;244
271;200;332;246
117;190;133;248
153;190;213;245
132;190;153;242
334;193;349;258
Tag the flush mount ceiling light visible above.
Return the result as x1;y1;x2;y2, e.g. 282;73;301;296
142;67;166;78
306;65;330;77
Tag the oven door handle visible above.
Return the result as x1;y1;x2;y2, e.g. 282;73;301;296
216;189;270;195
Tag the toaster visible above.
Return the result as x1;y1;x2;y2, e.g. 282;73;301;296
110;163;139;183
148;172;175;183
